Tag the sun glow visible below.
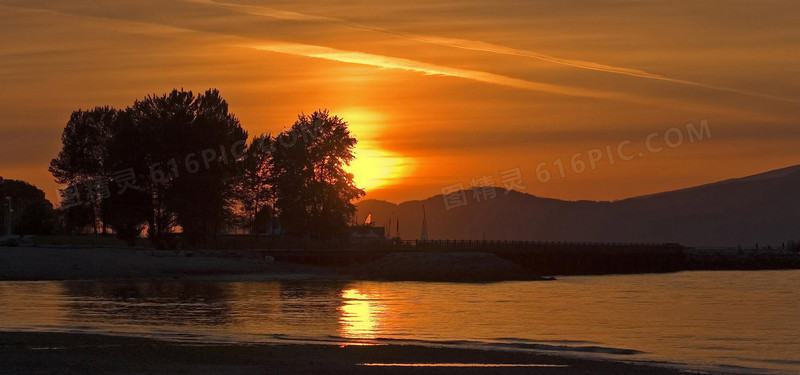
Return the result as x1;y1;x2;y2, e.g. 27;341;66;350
348;146;407;191
340;107;410;192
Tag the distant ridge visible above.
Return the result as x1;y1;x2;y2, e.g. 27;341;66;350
628;164;800;201
357;165;800;247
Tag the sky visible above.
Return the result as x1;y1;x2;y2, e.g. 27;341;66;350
1;0;799;205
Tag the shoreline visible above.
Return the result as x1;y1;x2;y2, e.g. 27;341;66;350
0;331;735;375
0;246;339;282
2;245;800;282
0;246;550;283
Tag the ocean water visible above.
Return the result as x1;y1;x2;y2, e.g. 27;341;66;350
0;270;798;374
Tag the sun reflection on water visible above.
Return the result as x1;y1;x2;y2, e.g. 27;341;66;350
338;289;383;339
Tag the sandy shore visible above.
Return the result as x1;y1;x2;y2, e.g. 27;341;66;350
0;246;549;282
0;246;336;281
0;331;704;375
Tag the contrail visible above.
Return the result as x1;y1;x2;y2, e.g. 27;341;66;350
246;42;780;122
2;2;640;104
1;2;783;121
407;35;798;103
190;0;797;103
249;42;638;101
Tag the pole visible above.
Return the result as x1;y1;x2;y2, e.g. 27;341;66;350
4;197;11;237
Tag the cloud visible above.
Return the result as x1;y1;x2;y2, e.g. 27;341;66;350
246;42;781;121
397;35;797;103
1;1;784;121
186;0;336;21
195;0;797;104
249;42;641;101
2;2;651;105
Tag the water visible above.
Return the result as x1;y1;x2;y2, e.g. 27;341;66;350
1;270;799;374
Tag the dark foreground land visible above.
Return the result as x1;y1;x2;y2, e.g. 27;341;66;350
0;332;711;375
2;244;800;282
0;246;544;282
0;246;336;282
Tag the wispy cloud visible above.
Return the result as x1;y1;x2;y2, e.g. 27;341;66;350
193;0;797;104
2;2;647;105
247;42;780;121
186;0;337;22
0;1;782;121
400;35;797;103
249;42;644;102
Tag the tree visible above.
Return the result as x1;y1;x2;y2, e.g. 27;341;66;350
102;109;155;244
122;89;248;247
49;106;118;233
49;107;117;183
50;89;248;247
235;134;275;234
0;177;56;235
49;105;151;240
271;110;364;240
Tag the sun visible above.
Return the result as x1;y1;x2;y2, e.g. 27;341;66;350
339;107;409;192
347;146;406;191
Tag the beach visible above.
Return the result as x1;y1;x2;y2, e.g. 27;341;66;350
0;246;547;282
0;246;335;281
0;331;694;375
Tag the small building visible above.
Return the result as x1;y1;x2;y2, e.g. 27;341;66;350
351;226;386;241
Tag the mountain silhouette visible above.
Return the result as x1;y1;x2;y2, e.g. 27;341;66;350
357;165;800;247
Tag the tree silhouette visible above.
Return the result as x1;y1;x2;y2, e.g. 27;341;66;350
271;110;364;240
0;177;56;235
124;89;248;247
235;134;274;234
50;89;248;247
50;91;364;247
49;106;118;233
102;109;152;244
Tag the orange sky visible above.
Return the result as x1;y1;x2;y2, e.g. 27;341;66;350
1;0;799;205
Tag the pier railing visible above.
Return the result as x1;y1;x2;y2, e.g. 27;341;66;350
393;239;682;253
209;234;681;253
